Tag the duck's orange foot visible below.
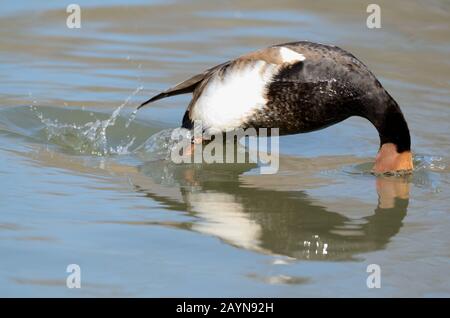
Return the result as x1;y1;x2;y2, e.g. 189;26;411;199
182;137;203;157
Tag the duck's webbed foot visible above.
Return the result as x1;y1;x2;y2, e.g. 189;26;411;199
182;136;203;157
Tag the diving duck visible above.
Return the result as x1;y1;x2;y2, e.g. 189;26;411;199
138;41;413;174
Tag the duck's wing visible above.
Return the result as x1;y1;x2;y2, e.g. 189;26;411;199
138;44;311;110
138;61;230;109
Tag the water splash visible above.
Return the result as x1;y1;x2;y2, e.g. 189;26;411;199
343;154;448;176
125;109;138;128
414;154;447;172
135;127;191;162
123;54;144;130
34;86;143;156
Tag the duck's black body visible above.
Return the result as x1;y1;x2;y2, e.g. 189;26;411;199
139;41;413;172
245;42;410;152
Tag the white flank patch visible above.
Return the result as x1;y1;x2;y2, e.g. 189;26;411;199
278;47;305;63
191;60;277;135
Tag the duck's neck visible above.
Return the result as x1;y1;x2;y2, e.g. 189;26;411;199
363;96;413;174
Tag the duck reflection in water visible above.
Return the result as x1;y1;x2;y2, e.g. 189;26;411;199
18;139;410;262
131;159;409;261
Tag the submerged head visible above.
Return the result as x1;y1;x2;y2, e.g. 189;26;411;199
372;143;413;175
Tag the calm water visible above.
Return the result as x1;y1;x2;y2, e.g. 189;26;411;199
1;0;449;297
